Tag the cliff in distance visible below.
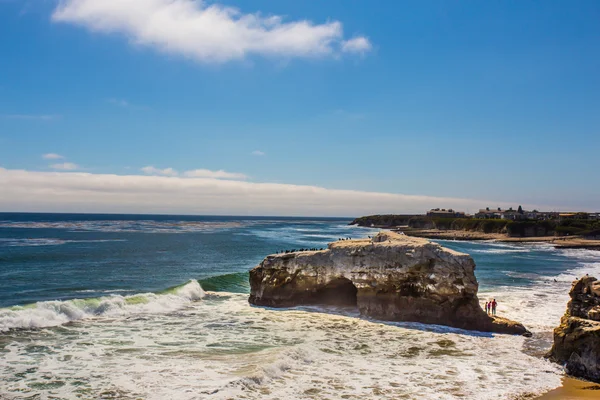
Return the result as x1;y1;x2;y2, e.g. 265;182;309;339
351;214;600;238
249;232;529;335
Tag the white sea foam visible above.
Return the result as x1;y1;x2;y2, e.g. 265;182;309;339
0;238;128;247
554;261;600;283
2;236;596;399
0;293;562;400
558;247;600;260
471;248;531;254
0;238;68;247
479;249;600;333
0;280;204;332
241;223;379;246
0;220;244;233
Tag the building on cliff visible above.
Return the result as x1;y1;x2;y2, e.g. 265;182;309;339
426;208;467;218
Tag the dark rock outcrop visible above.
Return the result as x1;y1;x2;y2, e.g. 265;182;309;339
549;276;600;382
249;232;529;336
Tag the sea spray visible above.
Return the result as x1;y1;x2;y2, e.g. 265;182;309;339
0;280;205;332
1;215;598;399
0;293;564;399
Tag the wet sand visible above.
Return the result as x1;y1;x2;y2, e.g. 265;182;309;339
536;377;600;399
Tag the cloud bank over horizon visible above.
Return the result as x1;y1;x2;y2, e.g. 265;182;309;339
0;168;558;217
51;0;371;63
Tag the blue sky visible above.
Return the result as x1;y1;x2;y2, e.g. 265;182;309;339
0;0;599;215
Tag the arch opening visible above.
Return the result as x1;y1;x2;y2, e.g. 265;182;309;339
314;277;358;307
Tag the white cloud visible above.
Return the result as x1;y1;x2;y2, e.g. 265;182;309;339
42;153;65;160
183;169;247;180
141;166;248;179
342;37;372;54
107;98;131;108
251;150;265;156
0;168;557;217
141;166;179;176
107;98;147;110
51;0;372;63
49;162;79;171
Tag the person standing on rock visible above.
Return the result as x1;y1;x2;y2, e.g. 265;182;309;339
485;301;489;314
492;299;497;316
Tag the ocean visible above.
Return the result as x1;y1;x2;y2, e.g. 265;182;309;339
1;213;599;399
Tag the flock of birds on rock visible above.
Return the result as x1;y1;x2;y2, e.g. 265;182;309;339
275;237;356;255
276;248;324;254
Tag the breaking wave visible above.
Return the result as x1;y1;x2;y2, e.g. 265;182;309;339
0;238;127;247
0;280;205;332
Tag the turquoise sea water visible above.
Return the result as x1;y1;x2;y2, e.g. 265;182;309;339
1;213;599;399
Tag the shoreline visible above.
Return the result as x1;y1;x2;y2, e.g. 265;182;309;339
535;377;600;399
370;226;600;398
369;227;600;250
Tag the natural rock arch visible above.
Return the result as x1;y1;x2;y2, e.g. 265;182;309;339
249;231;530;336
313;277;358;306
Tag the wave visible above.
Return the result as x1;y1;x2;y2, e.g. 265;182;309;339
558;248;600;261
0;280;205;332
0;220;245;234
199;272;249;293
471;248;531;254
239;224;379;246
0;238;127;247
553;262;600;283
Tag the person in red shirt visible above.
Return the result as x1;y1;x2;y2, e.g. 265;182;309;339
492;299;497;316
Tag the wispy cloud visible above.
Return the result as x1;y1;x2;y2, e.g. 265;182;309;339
49;162;79;171
51;0;372;64
141;166;178;177
0;168;557;216
1;114;60;121
252;150;265;156
141;166;248;180
184;169;247;180
107;98;147;110
42;153;65;160
341;37;372;54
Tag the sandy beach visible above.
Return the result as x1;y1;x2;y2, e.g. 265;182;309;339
398;228;600;249
536;377;600;399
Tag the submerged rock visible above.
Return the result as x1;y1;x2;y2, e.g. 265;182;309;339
249;232;529;335
549;276;600;382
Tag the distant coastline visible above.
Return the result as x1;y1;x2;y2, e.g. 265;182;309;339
350;214;600;250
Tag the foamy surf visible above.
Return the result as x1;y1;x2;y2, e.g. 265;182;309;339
2;214;599;400
0;293;563;400
479;251;600;333
0;280;205;332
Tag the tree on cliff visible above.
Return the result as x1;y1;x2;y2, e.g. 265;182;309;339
518;205;523;214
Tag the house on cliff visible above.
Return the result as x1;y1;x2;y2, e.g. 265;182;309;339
475;208;558;221
426;208;466;218
475;208;504;219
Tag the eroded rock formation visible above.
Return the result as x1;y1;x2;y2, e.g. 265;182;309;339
549;276;600;382
249;232;529;335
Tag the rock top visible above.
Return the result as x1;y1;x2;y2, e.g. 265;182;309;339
549;276;600;382
249;231;529;335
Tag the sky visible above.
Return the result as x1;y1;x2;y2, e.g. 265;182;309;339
0;0;599;216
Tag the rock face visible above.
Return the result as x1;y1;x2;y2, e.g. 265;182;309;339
249;232;529;335
549;276;600;382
